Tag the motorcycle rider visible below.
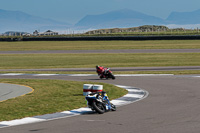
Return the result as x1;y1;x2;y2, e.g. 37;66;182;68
85;90;116;113
96;65;108;79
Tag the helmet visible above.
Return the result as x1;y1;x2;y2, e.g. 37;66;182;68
96;65;99;69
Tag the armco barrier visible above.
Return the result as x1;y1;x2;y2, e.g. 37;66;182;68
2;35;200;41
21;35;200;41
0;38;19;41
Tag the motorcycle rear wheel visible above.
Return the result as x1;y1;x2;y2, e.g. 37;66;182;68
92;101;105;114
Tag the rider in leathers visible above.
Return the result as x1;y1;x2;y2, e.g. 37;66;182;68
96;65;108;79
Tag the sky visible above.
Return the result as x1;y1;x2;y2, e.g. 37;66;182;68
0;0;200;24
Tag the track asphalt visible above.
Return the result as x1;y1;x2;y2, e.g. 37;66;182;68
0;74;200;133
1;49;200;132
1;66;200;72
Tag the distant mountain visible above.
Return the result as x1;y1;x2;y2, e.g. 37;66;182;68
166;9;200;25
75;9;166;29
2;8;200;33
0;9;71;33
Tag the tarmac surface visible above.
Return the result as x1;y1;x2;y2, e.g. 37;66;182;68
1;66;200;72
0;83;33;102
0;74;200;133
1;48;200;132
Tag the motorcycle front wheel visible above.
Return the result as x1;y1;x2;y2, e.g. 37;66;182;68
109;73;115;79
111;103;116;111
92;101;105;114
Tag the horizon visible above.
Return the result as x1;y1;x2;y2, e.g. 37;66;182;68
1;0;200;24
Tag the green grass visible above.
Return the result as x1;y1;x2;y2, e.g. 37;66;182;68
0;53;200;69
0;79;127;121
0;40;200;51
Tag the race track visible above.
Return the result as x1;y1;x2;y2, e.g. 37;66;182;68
0;49;200;133
1;66;200;72
0;74;200;133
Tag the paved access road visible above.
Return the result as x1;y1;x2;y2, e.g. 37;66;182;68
0;83;33;102
0;74;200;133
1;49;200;54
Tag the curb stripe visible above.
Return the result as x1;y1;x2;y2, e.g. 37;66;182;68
0;73;174;76
0;85;148;128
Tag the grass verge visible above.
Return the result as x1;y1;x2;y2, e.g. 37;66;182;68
0;53;200;69
0;79;127;121
1;40;200;51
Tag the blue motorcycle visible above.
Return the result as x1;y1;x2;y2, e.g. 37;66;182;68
85;91;116;114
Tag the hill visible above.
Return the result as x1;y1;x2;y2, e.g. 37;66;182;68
0;9;71;33
166;9;200;24
85;25;169;34
75;9;166;29
2;8;200;33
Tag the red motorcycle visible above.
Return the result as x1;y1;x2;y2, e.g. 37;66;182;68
96;66;115;80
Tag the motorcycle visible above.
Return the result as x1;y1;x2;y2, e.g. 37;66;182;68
85;91;116;114
99;68;116;80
